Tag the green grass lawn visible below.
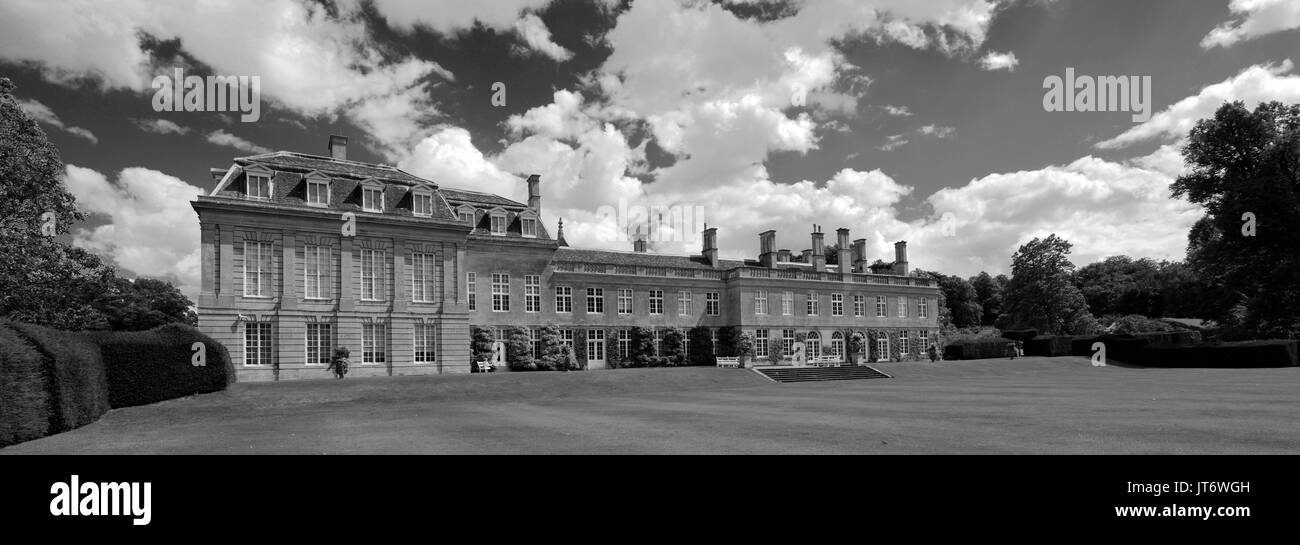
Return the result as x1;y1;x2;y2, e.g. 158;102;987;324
3;356;1297;454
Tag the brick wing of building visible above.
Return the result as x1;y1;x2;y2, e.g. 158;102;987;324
193;136;942;381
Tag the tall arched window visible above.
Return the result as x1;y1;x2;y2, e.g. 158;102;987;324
806;331;821;359
830;331;845;361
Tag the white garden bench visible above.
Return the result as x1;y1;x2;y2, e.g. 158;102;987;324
715;357;741;369
810;356;842;367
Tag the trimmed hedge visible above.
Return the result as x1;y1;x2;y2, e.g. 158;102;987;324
7;322;109;433
1135;340;1298;368
1025;335;1090;357
944;338;1015;360
0;325;50;447
90;323;235;408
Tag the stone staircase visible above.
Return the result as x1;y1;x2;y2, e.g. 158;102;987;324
753;365;891;383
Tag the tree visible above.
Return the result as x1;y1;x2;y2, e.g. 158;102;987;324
935;274;982;329
1074;256;1162;317
661;327;685;366
629;326;655;368
970;271;1004;326
1173;100;1300;338
503;326;534;371
534;325;566;370
1001;234;1097;335
1;77;195;331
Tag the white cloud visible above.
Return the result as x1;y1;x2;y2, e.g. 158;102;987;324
882;104;913;116
913;154;1202;276
63;165;204;299
370;0;552;34
978;50;1019;71
398;127;527;202
1096;60;1300;149
514;13;573;62
205;129;271;154
132;118;190;135
16;99;98;143
919;124;955;138
0;0;450;154
1202;0;1300;48
878;134;910;151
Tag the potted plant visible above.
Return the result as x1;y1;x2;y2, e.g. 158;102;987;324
848;332;865;365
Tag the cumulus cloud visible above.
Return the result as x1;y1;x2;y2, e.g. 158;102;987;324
132;118;191;135
205;129;271;154
882;104;913;116
977;50;1019;71
63;165;204;299
514;13;573;61
878;134;910;151
1202;0;1300;48
1096;60;1300;149
0;0;450;154
914;154;1202;276
16;99;97;143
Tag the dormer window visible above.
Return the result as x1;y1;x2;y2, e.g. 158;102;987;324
457;205;476;225
413;191;434;217
306;179;330;206
362;186;384;212
247;174;271;200
490;212;507;235
460;211;474;223
522;217;537;238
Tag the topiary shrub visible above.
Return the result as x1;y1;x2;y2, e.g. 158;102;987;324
661;327;685;366
90;323;234;408
686;326;714;366
534;325;565;371
470;326;494;363
0;324;50;447
504;326;534;371
8;322;108;433
629;327;655;368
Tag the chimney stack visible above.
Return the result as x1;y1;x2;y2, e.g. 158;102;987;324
852;238;867;273
777;249;792;263
893;240;909;276
633;226;647;253
836;228;852;272
527;174;541;213
801;249;813;263
703;224;719;267
328;135;348;160
810;226;826;272
759;230;777;267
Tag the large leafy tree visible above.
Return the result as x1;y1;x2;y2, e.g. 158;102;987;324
1074;256;1162;317
934;273;982;329
969;271;1005;326
1000;234;1097;335
1;77;194;330
1173;100;1300;338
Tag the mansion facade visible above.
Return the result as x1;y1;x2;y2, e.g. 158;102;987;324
192;136;942;381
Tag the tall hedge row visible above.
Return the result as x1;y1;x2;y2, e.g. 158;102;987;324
90;323;235;408
2;322;235;447
0;325;50;447
8;322;109;432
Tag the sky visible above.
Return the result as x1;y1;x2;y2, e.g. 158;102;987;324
2;0;1300;301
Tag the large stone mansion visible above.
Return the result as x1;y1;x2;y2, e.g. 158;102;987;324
192;136;941;381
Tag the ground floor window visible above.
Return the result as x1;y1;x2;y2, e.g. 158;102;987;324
587;329;605;362
413;324;435;364
782;329;795;356
362;323;387;365
876;336;889;361
245;321;273;366
899;330;910;355
560;329;574;354
919;331;930;352
618;329;631;359
654;328;663;356
305;323;331;366
806;331;821;359
830;331;844;360
529;328;540;359
755;329;769;357
710;329;718;355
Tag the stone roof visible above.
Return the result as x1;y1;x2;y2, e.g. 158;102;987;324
440;187;528;209
235;152;430;186
554;247;748;270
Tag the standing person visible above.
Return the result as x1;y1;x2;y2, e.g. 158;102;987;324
328;347;350;379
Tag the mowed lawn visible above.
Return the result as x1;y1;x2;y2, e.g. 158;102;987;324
4;357;1297;454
